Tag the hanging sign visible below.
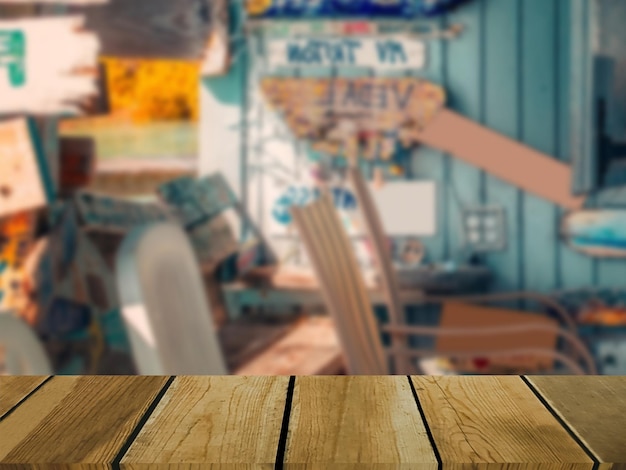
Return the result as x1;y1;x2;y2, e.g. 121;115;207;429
261;77;446;160
262;77;585;210
0;118;53;218
267;36;425;70
0;16;100;115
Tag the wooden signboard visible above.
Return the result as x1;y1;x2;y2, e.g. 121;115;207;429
267;36;426;71
261;77;446;161
69;0;227;61
73;191;174;234
561;210;626;258
0;16;101;115
59;137;96;197
261;77;585;210
0;118;53;218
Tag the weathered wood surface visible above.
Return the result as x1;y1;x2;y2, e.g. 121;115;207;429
0;376;169;465
412;376;594;469
68;0;221;60
2;376;625;468
527;376;626;467
284;376;438;467
120;376;287;469
0;375;49;418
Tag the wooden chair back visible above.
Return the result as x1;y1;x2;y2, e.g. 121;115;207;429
291;193;389;375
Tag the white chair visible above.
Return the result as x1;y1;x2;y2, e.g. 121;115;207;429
115;222;227;375
0;313;53;375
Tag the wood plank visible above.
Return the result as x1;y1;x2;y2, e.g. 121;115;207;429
233;316;344;376
410;376;594;468
0;376;49;419
292;195;388;375
284;376;438;467
527;376;626;466
121;376;287;468
417;109;585;211
0;376;169;466
521;0;559;293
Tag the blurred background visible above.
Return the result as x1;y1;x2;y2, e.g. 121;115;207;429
1;0;626;377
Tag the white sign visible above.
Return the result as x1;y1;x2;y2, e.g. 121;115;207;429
267;36;426;70
365;180;436;236
0;16;101;115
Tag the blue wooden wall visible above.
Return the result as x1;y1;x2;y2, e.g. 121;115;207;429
202;0;626;294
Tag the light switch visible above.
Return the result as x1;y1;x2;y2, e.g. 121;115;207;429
461;206;506;252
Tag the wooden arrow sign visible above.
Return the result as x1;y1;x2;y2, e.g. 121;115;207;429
0;16;101;115
261;77;585;210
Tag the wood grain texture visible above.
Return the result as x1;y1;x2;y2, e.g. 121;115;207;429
0;375;169;466
0;376;49;419
410;376;593;469
121;376;288;468
291;194;388;375
283;376;437;467
347;166;412;374
528;376;626;466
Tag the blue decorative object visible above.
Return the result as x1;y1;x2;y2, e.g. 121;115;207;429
247;0;471;18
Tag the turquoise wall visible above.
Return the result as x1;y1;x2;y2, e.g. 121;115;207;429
203;0;626;293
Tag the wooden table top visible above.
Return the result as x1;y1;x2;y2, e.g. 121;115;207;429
1;375;625;469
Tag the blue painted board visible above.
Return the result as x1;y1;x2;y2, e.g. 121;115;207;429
445;0;483;261
521;0;558;293
483;0;521;292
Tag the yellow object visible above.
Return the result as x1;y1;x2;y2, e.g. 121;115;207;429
247;0;272;15
101;58;200;123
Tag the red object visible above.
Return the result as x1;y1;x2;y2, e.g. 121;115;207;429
343;22;373;35
60;137;95;195
473;357;490;370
